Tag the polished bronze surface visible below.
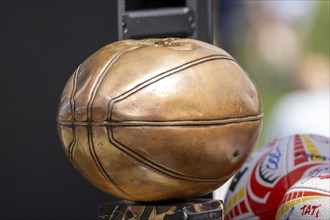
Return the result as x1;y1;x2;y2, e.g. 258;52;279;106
57;38;262;202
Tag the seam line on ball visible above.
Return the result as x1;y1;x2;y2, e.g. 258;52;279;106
87;126;135;200
88;46;141;121
57;114;262;127
68;65;81;164
107;54;235;120
108;125;237;183
84;47;142;201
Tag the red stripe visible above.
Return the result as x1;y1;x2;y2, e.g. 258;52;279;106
247;163;319;219
284;193;288;202
295;146;304;150
303;191;330;197
295;157;308;165
293;191;297;199
240;201;248;213
234;205;239;216
294;150;305;155
229;210;234;218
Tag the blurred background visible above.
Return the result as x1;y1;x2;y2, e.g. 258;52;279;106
213;0;329;201
1;1;329;219
214;0;329;147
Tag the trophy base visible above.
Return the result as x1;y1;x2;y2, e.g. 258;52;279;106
98;198;223;220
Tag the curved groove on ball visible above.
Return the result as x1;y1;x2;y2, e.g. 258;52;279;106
107;55;234;120
57;114;262;127
88;46;140;121
68;65;81;163
109;114;263;126
87;127;135;200
87;50;122;120
107;123;256;183
69;66;79;120
82;47;145;200
68;127;77;164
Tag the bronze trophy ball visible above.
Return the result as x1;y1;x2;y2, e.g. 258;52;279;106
57;38;262;202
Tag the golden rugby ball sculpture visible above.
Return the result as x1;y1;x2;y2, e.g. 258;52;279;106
57;38;262;202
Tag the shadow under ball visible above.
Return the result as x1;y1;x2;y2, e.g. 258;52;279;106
57;38;263;202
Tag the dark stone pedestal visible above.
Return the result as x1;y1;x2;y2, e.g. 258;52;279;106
98;199;223;220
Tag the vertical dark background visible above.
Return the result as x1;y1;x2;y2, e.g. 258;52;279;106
1;0;217;219
1;1;119;219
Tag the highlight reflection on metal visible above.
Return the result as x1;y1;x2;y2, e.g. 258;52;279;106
57;38;263;202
